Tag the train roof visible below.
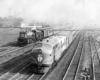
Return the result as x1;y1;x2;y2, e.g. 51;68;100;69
33;35;67;51
42;35;66;47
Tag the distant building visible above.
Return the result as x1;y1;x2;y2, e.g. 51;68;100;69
0;17;22;28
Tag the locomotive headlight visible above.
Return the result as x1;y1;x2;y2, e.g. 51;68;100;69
37;54;43;62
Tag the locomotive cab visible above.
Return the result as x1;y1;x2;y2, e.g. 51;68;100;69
17;31;28;46
19;31;26;38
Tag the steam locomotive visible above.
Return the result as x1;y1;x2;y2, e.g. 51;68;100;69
17;27;59;46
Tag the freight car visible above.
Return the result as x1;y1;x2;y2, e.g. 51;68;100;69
30;34;69;73
17;27;57;47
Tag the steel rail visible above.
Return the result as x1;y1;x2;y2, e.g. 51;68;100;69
62;36;83;80
0;58;31;80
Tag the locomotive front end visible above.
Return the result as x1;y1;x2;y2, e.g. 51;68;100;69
30;42;54;73
30;49;43;67
17;31;27;46
30;43;54;68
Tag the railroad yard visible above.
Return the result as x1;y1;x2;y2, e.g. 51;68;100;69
0;27;99;80
0;0;100;80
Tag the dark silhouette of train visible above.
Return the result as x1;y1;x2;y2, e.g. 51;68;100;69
17;27;59;46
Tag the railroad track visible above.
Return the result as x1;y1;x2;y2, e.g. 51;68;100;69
90;36;100;80
9;64;46;80
0;46;20;53
0;49;46;80
27;73;44;80
8;64;32;80
0;60;47;80
0;58;31;80
0;48;7;52
74;34;93;80
72;40;85;80
0;43;34;64
13;67;46;80
62;34;84;80
40;33;82;80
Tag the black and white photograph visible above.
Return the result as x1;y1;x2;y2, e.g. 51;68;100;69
0;0;99;80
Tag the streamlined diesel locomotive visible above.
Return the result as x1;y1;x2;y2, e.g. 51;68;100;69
30;34;69;73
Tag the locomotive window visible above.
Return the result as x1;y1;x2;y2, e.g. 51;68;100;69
20;33;25;37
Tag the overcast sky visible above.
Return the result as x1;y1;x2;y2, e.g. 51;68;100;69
0;0;100;26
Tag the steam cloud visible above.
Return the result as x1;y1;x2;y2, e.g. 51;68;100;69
0;0;100;26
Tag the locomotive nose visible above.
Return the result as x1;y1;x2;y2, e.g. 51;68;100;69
30;49;43;64
37;54;43;63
